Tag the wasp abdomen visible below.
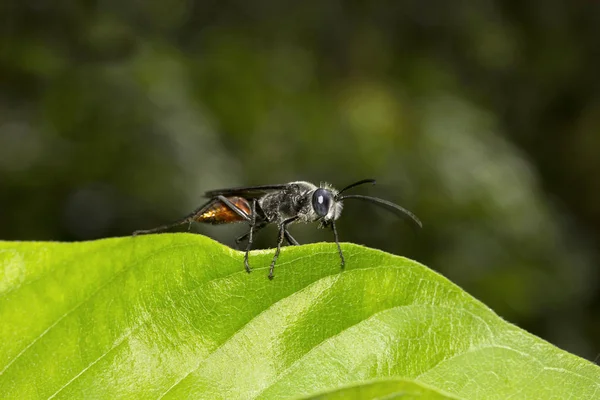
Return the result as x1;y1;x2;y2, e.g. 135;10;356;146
195;196;251;224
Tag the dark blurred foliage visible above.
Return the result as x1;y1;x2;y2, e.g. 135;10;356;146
1;1;600;360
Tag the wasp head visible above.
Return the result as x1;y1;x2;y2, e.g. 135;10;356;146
311;184;343;222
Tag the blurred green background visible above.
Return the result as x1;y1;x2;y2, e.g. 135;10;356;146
1;1;599;361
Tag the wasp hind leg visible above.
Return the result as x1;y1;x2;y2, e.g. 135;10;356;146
132;214;196;236
133;195;251;236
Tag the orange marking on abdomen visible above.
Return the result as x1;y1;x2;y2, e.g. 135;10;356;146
195;196;252;224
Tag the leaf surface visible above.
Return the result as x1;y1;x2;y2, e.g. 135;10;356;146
0;234;598;399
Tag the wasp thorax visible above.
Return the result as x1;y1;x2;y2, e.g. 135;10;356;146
312;188;333;217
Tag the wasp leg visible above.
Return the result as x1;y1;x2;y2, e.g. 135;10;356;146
330;220;345;268
242;199;260;273
133;195;251;236
133;213;196;236
235;226;297;249
215;195;251;221
235;222;267;248
241;227;297;246
284;230;300;246
269;217;298;279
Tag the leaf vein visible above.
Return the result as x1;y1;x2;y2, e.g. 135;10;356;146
0;243;192;376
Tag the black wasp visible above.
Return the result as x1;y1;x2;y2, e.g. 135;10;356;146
133;179;422;279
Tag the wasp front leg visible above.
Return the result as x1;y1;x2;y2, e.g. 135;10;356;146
329;220;345;268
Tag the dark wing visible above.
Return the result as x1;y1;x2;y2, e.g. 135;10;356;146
204;184;290;199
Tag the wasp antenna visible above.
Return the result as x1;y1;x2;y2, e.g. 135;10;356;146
337;179;377;197
338;194;422;228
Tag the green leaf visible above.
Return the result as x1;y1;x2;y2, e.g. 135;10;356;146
298;379;460;399
0;234;598;399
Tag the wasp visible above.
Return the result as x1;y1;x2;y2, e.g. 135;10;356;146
133;179;421;279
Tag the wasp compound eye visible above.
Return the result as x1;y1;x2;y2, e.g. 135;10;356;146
312;188;332;217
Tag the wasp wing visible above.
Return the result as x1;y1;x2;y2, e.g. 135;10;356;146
204;184;289;199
